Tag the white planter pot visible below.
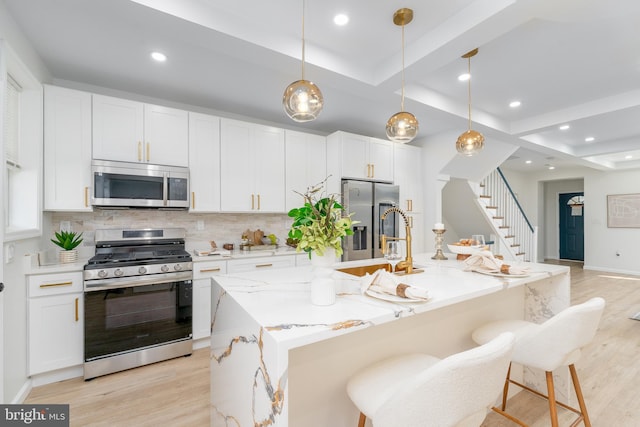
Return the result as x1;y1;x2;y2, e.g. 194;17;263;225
310;247;337;306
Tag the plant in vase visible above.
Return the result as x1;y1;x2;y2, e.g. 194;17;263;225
51;230;83;263
287;179;357;261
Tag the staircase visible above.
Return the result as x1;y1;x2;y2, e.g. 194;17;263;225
470;168;538;262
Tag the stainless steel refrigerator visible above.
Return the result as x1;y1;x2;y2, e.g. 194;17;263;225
342;180;400;261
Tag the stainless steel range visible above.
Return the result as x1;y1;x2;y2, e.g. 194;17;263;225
83;228;193;380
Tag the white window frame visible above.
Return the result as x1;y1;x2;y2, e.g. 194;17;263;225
1;41;43;241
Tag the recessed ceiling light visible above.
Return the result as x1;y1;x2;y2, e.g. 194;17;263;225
625;155;633;159
151;51;167;62
548;165;555;170
509;101;521;108
559;124;570;130
525;160;532;164
458;73;470;81
585;136;595;142
333;14;349;26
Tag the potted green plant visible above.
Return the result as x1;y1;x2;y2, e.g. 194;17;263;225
51;230;83;263
287;179;357;261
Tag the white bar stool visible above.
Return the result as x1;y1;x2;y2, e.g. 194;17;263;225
471;297;605;427
346;332;515;427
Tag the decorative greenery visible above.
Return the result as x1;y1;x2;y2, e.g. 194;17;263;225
51;231;83;251
288;178;357;258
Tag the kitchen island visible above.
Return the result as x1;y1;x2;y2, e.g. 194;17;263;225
210;254;570;427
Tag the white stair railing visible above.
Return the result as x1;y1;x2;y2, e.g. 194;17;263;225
476;168;537;262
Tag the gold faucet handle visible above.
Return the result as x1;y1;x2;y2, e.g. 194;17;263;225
380;234;387;255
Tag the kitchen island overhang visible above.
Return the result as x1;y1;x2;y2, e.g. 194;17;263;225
210;254;570;427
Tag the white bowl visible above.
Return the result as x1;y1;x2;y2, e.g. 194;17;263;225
447;244;483;255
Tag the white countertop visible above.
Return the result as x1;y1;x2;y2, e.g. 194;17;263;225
211;254;569;351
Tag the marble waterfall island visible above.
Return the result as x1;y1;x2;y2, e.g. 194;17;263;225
210;256;570;427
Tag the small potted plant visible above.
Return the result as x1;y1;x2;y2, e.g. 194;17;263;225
51;230;83;263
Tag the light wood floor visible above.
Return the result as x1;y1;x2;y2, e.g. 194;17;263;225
25;261;640;426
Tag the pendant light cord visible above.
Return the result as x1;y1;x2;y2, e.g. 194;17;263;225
400;23;406;112
467;56;472;130
301;0;306;80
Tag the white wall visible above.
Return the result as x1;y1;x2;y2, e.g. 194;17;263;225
0;0;50;403
584;169;640;274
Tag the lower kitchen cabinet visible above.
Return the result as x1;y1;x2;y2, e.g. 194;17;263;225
27;272;84;375
192;259;227;341
226;254;296;274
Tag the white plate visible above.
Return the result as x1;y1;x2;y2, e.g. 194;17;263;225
365;289;429;303
473;270;530;278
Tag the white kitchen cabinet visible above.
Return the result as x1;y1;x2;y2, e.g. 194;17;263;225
326;131;393;191
220;118;285;212
92;94;188;166
28;271;84;375
192;259;227;341
393;144;424;213
189;112;221;212
285;130;327;211
226;255;296;274
43;85;93;211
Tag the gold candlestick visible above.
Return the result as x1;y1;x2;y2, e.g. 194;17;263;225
431;228;448;260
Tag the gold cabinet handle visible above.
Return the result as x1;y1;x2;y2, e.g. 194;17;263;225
75;297;79;322
251;194;255;210
84;187;89;208
371;164;375;178
146;142;150;162
367;164;371;178
255;263;273;268
191;192;195;209
138;141;142;162
409;199;413;211
40;281;73;288
200;267;221;273
257;194;261;210
409;216;414;228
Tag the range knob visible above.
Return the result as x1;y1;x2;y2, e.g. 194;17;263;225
161;265;170;273
98;270;108;278
138;266;147;274
114;268;124;277
174;263;183;271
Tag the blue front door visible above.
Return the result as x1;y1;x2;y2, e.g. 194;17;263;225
559;192;584;261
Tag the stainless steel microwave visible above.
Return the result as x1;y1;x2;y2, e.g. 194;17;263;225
91;160;189;209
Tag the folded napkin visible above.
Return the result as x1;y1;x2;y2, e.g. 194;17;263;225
463;250;530;275
360;269;429;300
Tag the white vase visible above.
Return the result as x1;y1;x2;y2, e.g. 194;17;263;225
310;247;337;306
59;249;78;264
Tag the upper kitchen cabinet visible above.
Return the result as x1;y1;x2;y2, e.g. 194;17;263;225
44;85;93;211
285;130;326;211
92;94;188;167
326;131;393;193
220;118;285;212
393;144;423;213
189;112;221;212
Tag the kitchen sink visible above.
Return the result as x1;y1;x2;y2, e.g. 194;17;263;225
336;263;391;277
336;262;425;277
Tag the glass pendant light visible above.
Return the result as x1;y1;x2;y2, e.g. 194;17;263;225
283;0;323;122
386;8;419;143
456;48;484;156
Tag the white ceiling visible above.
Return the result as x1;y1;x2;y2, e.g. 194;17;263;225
4;0;640;173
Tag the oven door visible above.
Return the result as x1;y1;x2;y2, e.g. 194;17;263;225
84;279;192;362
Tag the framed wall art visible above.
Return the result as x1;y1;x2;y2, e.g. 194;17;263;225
607;193;640;228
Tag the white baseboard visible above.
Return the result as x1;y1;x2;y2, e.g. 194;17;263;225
31;366;84;387
583;264;640;277
193;337;210;350
10;379;33;404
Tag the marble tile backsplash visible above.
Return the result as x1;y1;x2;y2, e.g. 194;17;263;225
45;210;292;256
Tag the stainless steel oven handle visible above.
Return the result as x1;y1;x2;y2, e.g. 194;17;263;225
84;271;192;292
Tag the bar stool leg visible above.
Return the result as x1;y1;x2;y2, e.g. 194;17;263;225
501;363;512;410
569;364;592;427
357;412;366;427
545;371;559;427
